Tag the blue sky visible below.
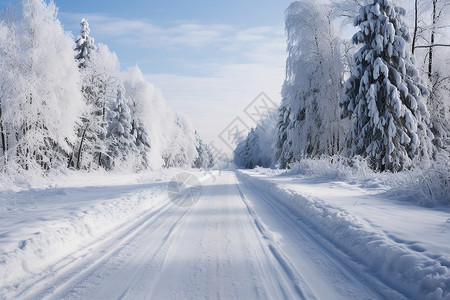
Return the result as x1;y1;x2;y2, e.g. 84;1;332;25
2;0;294;153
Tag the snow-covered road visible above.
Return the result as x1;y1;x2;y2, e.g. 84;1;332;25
2;171;391;300
3;169;450;299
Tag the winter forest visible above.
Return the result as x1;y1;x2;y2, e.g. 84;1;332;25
2;0;450;298
235;0;450;181
0;0;448;179
0;0;214;177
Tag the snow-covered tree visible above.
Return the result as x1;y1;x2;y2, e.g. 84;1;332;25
275;1;348;168
235;110;277;169
331;0;372;23
122;66;167;169
340;0;435;172
410;0;450;149
162;115;197;168
0;18;18;167
74;18;95;68
105;84;136;169
70;39;119;170
0;0;82;171
192;131;214;169
121;67;152;170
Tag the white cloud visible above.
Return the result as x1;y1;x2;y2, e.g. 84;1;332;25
61;12;285;53
61;12;235;49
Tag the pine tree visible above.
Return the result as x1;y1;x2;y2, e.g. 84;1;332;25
74;18;96;68
192;131;214;169
131;117;151;170
234;111;277;169
105;84;136;169
340;0;435;172
71;24;118;170
70;19;101;170
274;106;292;169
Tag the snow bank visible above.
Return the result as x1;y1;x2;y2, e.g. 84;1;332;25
284;156;450;206
0;171;171;294
238;169;450;299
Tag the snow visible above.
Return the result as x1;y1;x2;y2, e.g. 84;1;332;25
237;167;450;299
0;171;173;294
0;167;448;299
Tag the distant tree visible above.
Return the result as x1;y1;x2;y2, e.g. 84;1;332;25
162;115;197;168
192;131;214;169
275;1;348;168
235;110;277;169
340;0;435;172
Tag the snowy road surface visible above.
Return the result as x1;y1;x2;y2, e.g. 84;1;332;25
1;170;448;299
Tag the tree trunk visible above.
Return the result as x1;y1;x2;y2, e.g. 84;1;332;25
412;0;418;55
428;0;437;80
0;105;7;166
76;125;88;169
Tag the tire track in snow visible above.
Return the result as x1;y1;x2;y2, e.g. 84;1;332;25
13;198;183;300
234;178;316;300
236;171;406;300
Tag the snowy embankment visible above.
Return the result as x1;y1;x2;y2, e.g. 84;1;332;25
238;167;450;300
0;170;180;295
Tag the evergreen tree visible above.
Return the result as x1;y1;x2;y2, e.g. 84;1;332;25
70;19;102;170
70;26;118;170
122;68;152;170
340;0;435;172
105;84;136;169
74;18;95;68
192;131;214;169
131;117;151;170
234;111;277;169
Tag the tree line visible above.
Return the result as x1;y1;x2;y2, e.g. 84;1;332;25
0;0;214;174
234;0;450;172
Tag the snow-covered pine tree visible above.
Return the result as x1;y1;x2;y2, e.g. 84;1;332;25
130;117;151;170
234;110;277;169
71;36;119;170
104;84;136;169
274;1;347;169
121;68;152;170
235;128;259;169
340;0;435;172
71;23;96;169
192;131;214;169
74;18;95;68
70;18;98;170
274;106;292;169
